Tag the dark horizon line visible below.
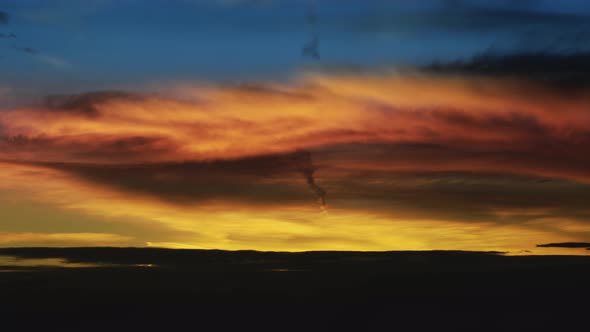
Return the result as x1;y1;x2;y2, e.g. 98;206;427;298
0;246;506;254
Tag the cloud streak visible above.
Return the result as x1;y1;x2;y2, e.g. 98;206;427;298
537;242;590;248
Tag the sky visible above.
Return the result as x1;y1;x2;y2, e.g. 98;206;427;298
1;0;590;254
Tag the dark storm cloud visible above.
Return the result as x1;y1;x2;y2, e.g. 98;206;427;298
29;150;328;207
333;170;590;225
426;52;590;90
45;91;142;116
537;242;590;248
17;146;590;232
310;142;590;228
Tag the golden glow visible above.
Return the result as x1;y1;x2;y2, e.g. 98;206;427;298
0;161;587;254
0;256;103;268
0;232;132;246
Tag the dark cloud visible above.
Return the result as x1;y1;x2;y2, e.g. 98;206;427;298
0;11;8;24
0;134;180;163
349;3;586;34
291;150;326;208
70;136;180;161
429;110;549;137
1;135;56;149
30;150;328;207
302;36;320;60
13;46;39;55
45;91;142;116
308;142;590;227
302;1;319;60
17;146;590;230
426;52;590;90
440;0;543;11
537;242;590;249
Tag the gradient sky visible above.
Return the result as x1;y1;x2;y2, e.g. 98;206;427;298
1;0;590;254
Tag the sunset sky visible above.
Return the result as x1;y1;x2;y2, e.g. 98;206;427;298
1;0;590;254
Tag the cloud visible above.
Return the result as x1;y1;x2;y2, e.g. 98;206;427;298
13;46;39;55
1;63;590;251
291;150;326;208
7;154;589;233
1;160;586;252
11;46;73;69
36;54;72;69
0;11;8;24
1;65;589;182
1;134;182;164
24;150;327;208
347;1;587;34
326;1;590;55
426;52;590;90
536;242;590;248
45;91;141;116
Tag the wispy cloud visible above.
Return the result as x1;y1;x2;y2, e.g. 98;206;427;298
18;0;110;25
36;54;72;69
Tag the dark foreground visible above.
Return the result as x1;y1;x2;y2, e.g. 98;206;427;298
1;248;589;331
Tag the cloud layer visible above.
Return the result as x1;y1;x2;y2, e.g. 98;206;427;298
2;63;590;181
1;57;590;252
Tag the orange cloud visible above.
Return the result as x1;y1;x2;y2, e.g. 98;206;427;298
1;71;589;183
